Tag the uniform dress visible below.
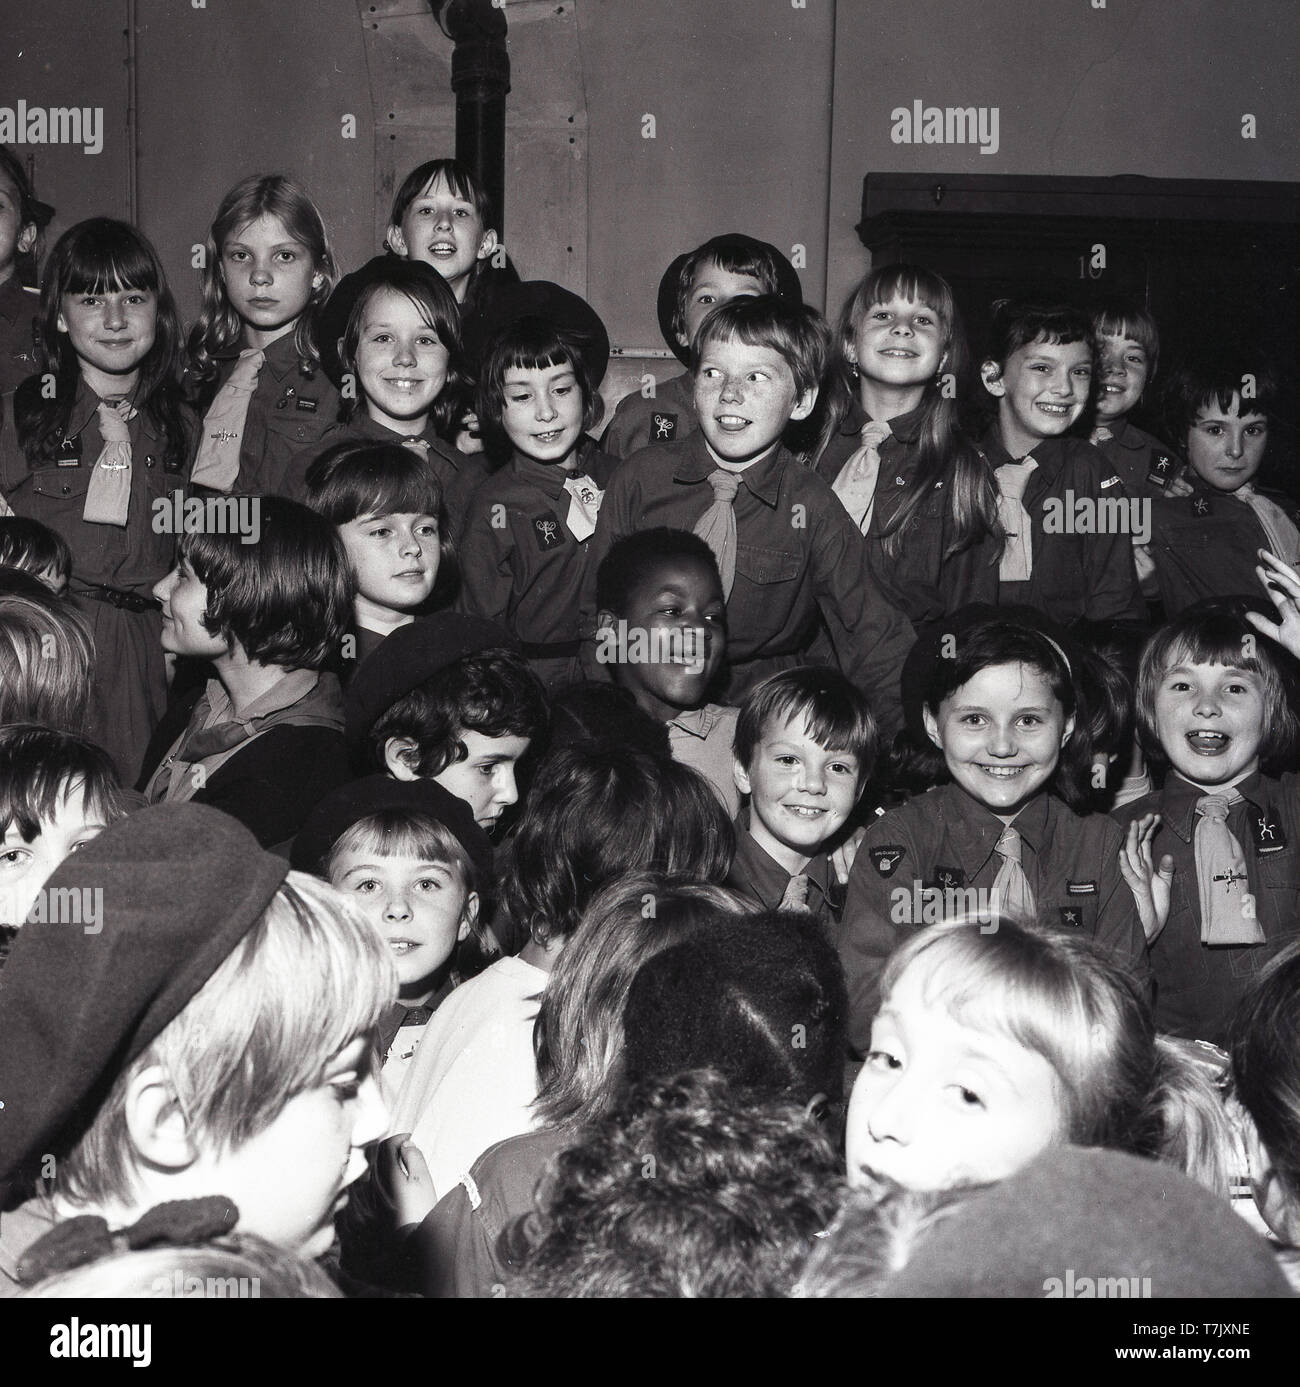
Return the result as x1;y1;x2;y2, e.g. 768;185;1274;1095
1145;484;1300;618
1112;771;1300;1046
295;409;490;528
838;782;1150;1055
0;278;39;395
0;378;191;781
582;432;914;733
189;332;340;498
1093;417;1180;501
455;439;616;693
600;370;697;460
971;431;1145;624
814;400;997;629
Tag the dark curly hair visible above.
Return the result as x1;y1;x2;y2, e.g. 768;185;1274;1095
499;746;734;948
506;1068;843;1298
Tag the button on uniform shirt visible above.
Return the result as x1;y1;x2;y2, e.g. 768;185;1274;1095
968;432;1144;624
0;278;40;394
726;806;846;933
1146;486;1300;619
295;409;491;528
1113;771;1300;1045
601;370;697;460
455;439;616;691
1092;417;1181;501
839;782;1149;1055
582;432;913;733
815;401;996;629
189;332;340;499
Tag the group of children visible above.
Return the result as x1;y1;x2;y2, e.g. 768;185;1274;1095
0;142;1298;1298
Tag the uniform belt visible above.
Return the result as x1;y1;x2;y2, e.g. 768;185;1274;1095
73;582;162;613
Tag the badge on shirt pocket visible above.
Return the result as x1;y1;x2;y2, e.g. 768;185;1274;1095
1147;453;1175;488
532;512;564;550
56;433;82;466
648;412;677;443
929;865;965;890
1066;880;1097;896
1057;905;1085;928
1250;809;1286;855
295;397;318;413
869;845;905;877
1190;495;1212;518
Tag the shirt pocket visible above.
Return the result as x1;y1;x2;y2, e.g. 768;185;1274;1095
30;458;91;503
734;542;801;585
1155;523;1214;552
1150;873;1211;994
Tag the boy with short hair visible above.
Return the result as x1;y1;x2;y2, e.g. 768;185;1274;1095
344;611;549;833
594;526;738;813
585;295;912;731
729;666;877;929
0;146;52;395
0;803;396;1292
601;234;802;459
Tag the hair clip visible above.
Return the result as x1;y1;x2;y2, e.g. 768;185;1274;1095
16;1195;240;1285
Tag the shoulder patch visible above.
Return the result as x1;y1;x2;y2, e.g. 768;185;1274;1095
1147;453;1175;487
869;845;906;878
648;412;678;443
1250;810;1286;855
531;512;565;550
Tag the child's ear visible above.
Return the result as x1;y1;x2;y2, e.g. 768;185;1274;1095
383;737;422;781
980;360;1005;398
476;229;499;262
789;384;818;423
385;224;408;258
732;756;752;798
17;224;36;256
55;310;69;335
123;1064;200;1172
458;890;480;943
921;705;943;751
1060;711;1076;747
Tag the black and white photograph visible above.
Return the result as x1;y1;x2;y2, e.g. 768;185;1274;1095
0;0;1296;1354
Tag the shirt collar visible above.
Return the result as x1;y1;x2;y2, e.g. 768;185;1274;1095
669;704;725;739
732;809;837;907
836;399;925;446
204;667;329;726
1158;770;1266;842
674;431;785;507
981;428;1066;482
943;783;1054;873
510;451;575;499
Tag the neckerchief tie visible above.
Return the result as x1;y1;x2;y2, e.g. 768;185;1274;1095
400;436;431;458
1090;424;1114;445
992;825;1035;923
694;468;741;598
561;473;604;542
996;457;1039;582
1193;790;1264;945
190;347;264;492
1237;484;1300;566
831;420;892;534
82;400;136;526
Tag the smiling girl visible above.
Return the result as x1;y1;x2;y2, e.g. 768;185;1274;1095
1116;599;1300;1045
839;614;1148;1054
186;176;338;498
0;218;192;781
457;284;614;692
817;264;1000;625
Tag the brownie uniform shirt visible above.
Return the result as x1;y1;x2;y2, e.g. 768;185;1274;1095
838;782;1150;1054
190;331;340;498
1113;771;1300;1046
1091;417;1180;500
582;431;913;732
1146;485;1300;618
601;370;697;459
815;399;993;629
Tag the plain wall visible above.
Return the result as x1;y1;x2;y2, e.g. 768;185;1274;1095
826;0;1300;316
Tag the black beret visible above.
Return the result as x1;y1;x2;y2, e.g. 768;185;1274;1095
461;280;610;389
343;612;520;749
291;773;493;887
0;804;290;1182
656;233;803;365
316;254;460;388
879;1145;1290;1299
